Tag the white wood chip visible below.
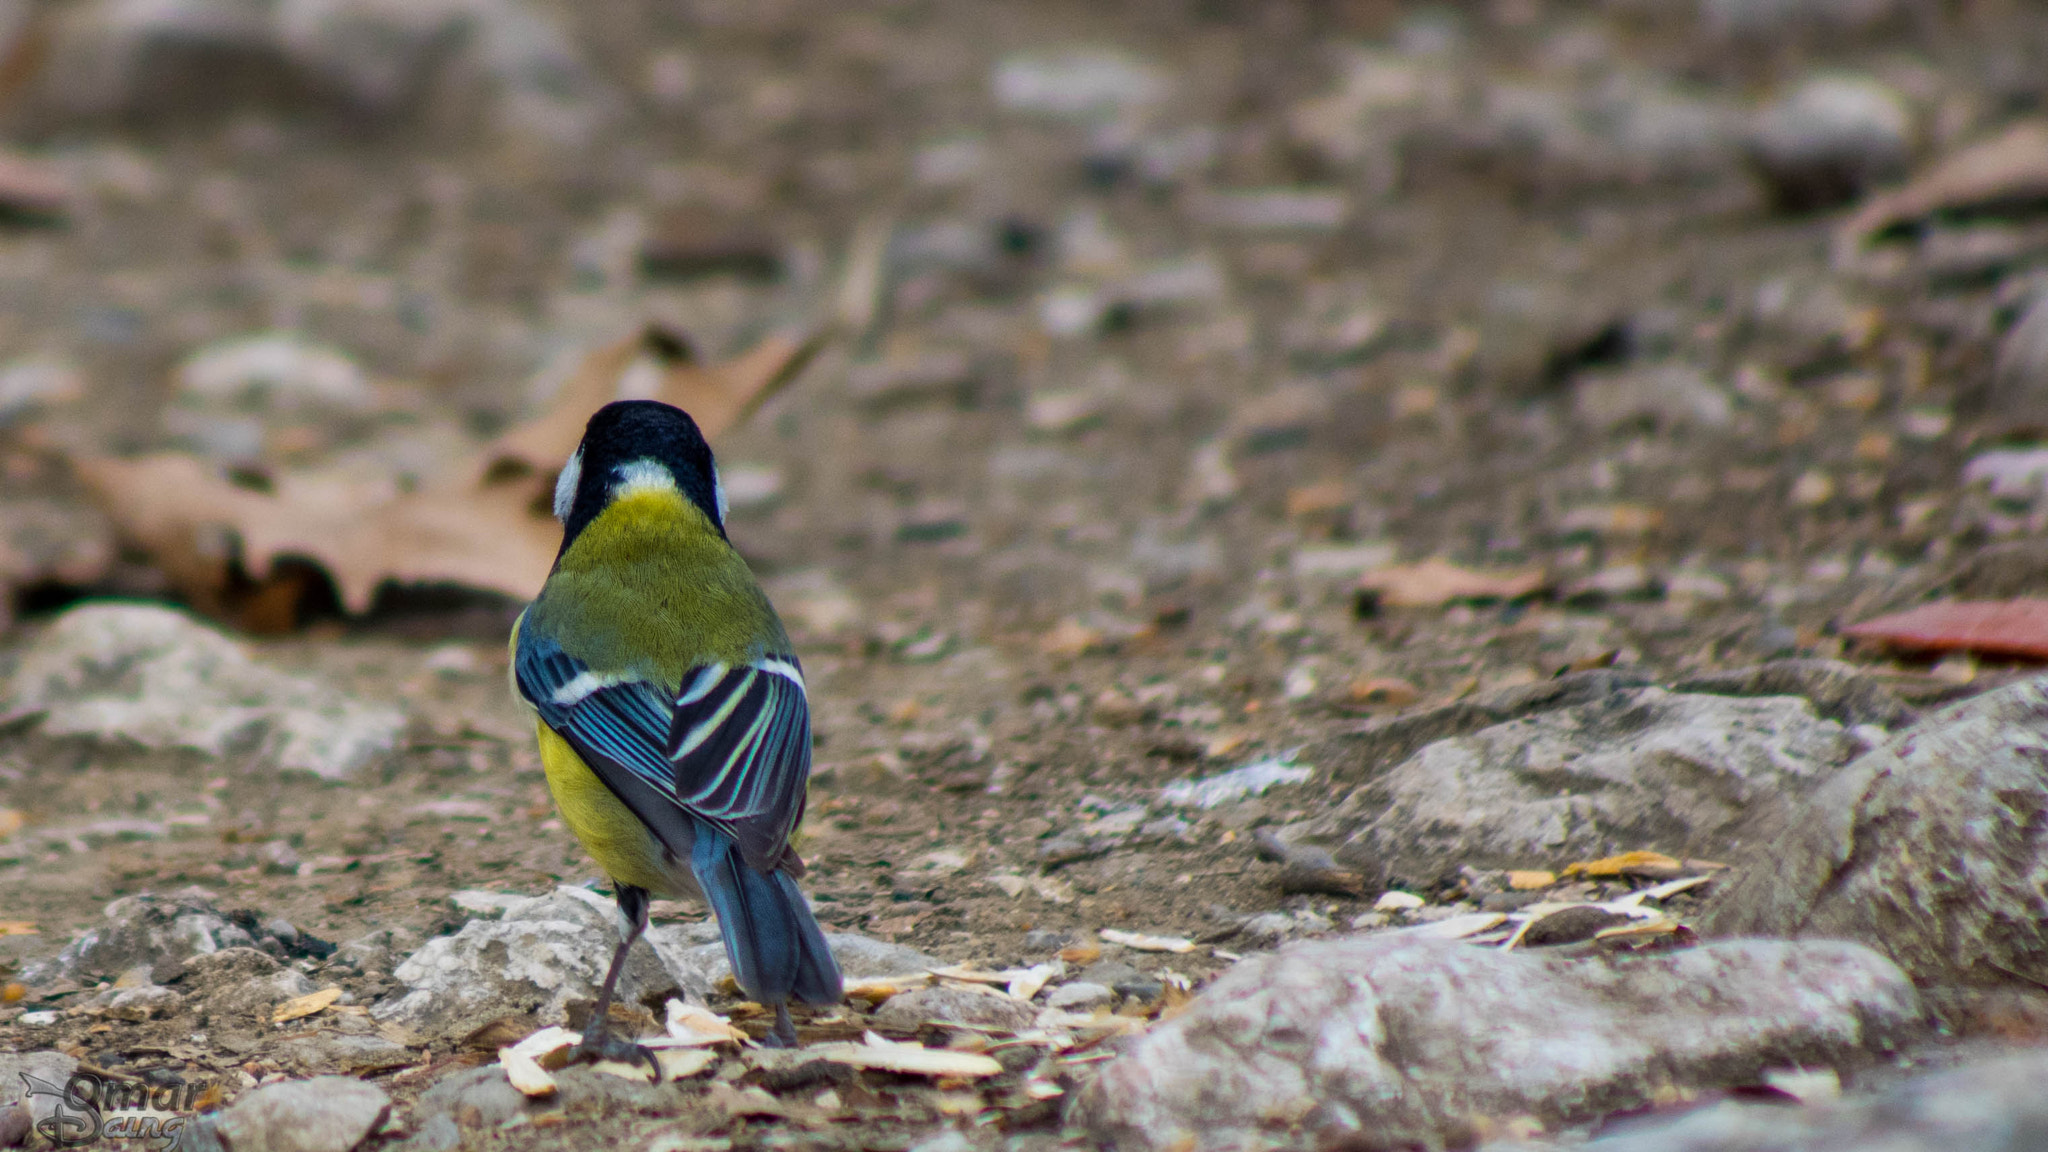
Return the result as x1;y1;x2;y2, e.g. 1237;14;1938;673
1629;875;1715;903
504;1025;579;1062
844;974;935;1003
653;1048;718;1081
271;986;344;1024
1099;928;1194;953
1393;912;1506;939
592;1058;657;1083
501;1047;557;1097
665;999;746;1044
808;1035;1003;1078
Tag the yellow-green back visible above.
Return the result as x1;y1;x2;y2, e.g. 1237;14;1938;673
525;487;788;686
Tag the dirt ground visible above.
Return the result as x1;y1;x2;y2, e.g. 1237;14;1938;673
5;0;2048;1147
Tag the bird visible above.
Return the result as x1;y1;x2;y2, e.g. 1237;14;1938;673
510;399;840;1057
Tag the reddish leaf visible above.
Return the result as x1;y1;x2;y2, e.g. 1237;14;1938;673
1844;599;2048;660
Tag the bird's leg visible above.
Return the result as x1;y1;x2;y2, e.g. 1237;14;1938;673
567;885;660;1078
763;1002;799;1049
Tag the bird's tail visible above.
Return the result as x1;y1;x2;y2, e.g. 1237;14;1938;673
690;827;843;1006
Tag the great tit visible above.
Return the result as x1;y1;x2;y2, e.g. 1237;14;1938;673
511;399;840;1056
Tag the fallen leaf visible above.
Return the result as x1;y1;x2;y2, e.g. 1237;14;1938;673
1562;850;1686;880
270;986;343;1023
1357;557;1548;609
808;1034;1002;1079
843;975;932;1005
1373;891;1425;912
1394;912;1508;940
501;1048;557;1097
1098;928;1194;954
652;1048;718;1081
1839;120;2048;258
1506;870;1556;891
1346;676;1420;707
77;325;820;627
665;999;746;1045
1844;600;2048;660
1040;617;1107;658
1057;943;1101;965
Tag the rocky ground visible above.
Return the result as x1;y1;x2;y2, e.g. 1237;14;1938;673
6;0;2048;1149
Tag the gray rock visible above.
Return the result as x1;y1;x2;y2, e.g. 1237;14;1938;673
1045;982;1115;1011
1704;674;2048;987
274;1033;415;1076
373;886;692;1040
1535;1048;2048;1152
213;1076;390;1152
1751;75;1914;212
106;983;184;1021
412;1065;529;1130
1078;936;1919;1152
1;603;406;780
1080;959;1162;1001
872;984;1037;1033
333;925;421;975
1669;660;1916;729
0;1051;81;1139
199;955;319;1023
1302;688;1854;888
1572;363;1734;431
402;1113;461;1152
23;888;254;984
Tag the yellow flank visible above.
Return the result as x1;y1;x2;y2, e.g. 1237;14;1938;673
534;721;683;897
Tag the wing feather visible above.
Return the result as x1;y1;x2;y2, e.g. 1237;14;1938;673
514;627;810;871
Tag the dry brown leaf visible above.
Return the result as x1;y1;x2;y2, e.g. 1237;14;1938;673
1839;121;2048;258
0;921;38;936
270;986;343;1023
1562;850;1685;880
0;809;22;838
1506;870;1556;891
1844;599;2048;660
1357;557;1548;609
76;325;818;627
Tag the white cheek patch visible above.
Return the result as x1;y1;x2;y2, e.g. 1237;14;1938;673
712;466;729;525
552;448;583;521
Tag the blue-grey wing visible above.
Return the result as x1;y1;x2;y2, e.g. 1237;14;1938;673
513;628;706;859
666;657;812;870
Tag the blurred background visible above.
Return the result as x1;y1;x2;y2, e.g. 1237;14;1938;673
0;0;2045;664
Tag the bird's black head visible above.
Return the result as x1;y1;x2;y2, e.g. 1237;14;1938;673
554;400;727;547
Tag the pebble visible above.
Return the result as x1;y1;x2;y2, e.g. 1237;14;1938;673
876;984;1037;1033
1750;75;1914;212
1046;982;1116;1011
210;1076;391;1152
991;49;1167;122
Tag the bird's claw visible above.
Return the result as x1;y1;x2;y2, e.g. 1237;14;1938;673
567;1026;661;1079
